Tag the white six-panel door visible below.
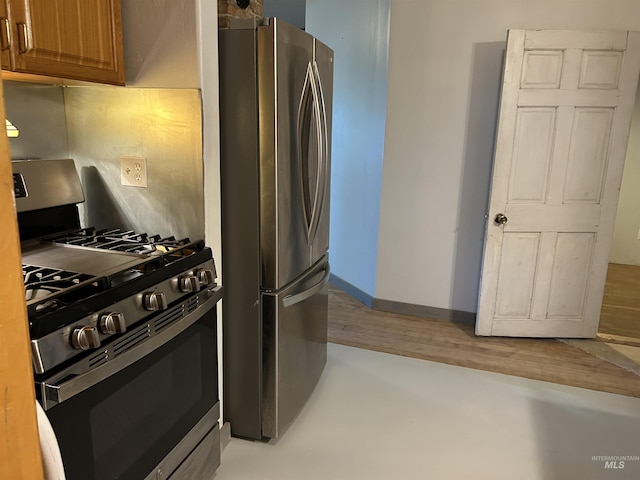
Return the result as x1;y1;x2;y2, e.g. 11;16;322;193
477;30;640;337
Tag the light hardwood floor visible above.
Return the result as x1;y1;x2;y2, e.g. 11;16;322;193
328;286;640;399
599;263;640;340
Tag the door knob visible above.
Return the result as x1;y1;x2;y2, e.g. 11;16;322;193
494;213;508;225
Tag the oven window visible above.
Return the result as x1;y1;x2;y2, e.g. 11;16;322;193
91;336;203;478
45;312;217;480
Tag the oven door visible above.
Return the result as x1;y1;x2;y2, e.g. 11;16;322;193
37;288;221;480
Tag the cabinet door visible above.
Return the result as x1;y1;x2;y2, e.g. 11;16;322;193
9;0;124;85
0;2;9;69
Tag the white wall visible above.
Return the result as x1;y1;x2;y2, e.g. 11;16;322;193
264;0;306;29
611;88;640;265
377;0;640;312
306;0;391;297
122;0;200;88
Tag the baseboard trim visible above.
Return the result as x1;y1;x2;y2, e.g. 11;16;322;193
329;274;476;325
220;422;231;453
372;298;476;325
329;274;373;308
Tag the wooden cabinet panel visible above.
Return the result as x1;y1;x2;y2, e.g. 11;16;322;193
0;2;9;69
0;77;44;480
3;0;124;85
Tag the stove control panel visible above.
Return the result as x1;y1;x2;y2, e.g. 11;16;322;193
30;259;217;374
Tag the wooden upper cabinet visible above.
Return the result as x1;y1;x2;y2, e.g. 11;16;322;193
3;0;125;85
0;2;10;69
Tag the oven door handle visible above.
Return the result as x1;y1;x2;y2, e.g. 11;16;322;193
40;287;222;410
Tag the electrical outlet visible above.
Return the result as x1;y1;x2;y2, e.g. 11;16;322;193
120;156;147;188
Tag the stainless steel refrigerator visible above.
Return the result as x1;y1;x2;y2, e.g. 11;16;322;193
219;17;333;440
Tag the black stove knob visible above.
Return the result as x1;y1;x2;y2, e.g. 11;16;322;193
196;269;215;287
71;326;101;350
100;312;127;334
144;292;168;311
179;275;200;293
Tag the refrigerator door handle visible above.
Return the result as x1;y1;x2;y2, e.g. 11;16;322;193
297;61;315;240
282;263;330;308
297;60;328;245
307;60;329;245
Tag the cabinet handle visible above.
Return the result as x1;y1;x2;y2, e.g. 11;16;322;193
0;18;9;51
17;22;30;54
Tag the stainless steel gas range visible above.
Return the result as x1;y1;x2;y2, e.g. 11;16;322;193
14;159;222;480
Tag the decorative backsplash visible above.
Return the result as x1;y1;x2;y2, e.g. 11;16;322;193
218;0;264;28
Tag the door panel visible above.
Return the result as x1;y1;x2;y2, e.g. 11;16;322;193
262;256;328;438
563;108;613;203
579;52;623;89
259;19;314;290
477;29;640;337
547;233;595;318
508;108;555;203
521;51;563;88
494;233;539;318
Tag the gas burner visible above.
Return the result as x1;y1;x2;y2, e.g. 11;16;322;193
23;264;107;316
43;227;192;255
23;265;97;295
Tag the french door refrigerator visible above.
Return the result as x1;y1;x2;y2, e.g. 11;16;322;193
219;17;333;440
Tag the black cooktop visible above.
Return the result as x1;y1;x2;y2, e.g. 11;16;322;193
23;231;212;338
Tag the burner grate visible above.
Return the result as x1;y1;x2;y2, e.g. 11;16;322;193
23;265;98;302
43;227;192;255
22;264;109;317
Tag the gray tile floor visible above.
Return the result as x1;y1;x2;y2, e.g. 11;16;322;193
215;343;640;480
